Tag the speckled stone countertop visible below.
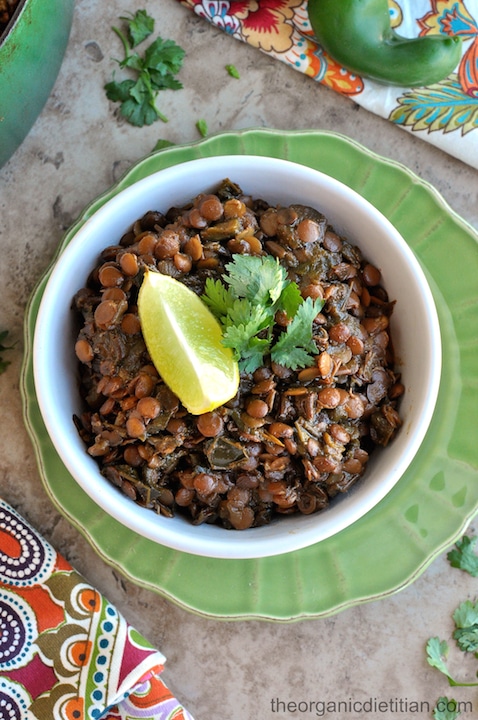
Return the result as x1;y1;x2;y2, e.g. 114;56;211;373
1;2;478;718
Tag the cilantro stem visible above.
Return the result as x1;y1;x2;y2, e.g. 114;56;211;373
112;25;131;61
447;679;478;687
153;102;168;123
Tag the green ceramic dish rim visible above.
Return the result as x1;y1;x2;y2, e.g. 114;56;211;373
21;128;478;621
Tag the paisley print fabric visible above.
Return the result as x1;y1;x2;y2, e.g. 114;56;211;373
176;0;478;169
0;500;194;720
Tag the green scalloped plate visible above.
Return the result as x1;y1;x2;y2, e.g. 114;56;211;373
21;129;478;621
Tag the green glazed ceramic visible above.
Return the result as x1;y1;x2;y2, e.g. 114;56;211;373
0;0;75;167
22;129;478;621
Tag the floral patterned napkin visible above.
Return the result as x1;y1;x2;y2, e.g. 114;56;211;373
0;499;194;720
177;0;478;169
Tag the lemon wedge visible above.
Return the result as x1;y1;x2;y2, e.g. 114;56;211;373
138;270;240;415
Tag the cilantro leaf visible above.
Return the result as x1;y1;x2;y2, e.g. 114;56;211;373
105;12;185;127
223;298;271;334
454;626;478;655
0;330;14;374
128;72;152;104
221;301;272;373
222;323;270;374
226;64;240;79
447;536;478;577
271;297;321;370
453;599;478;632
120;9;154;47
153;139;175;151
426;636;478;687
427;638;457;684
202;278;236;320
105;78;135;103
196;119;208;137
144;37;185;79
433;697;461;720
149;72;183;91
277;281;303;319
453;600;478;654
224;254;288;306
118;92;161;127
119;51;144;73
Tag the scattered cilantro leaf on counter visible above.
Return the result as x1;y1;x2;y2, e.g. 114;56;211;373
426;635;478;687
105;10;185;127
226;63;240;78
152;139;175;152
196;119;208;137
433;697;461;720
427;638;456;684
447;535;478;577
202;255;324;373
0;330;14;374
119;9;154;47
453;599;478;655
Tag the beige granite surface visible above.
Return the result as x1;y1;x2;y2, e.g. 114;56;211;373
1;1;478;718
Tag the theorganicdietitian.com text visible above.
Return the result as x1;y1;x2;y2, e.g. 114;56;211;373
270;697;473;717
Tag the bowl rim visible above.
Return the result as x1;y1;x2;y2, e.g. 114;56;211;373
33;155;442;558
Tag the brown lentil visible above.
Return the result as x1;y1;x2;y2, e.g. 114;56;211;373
75;339;94;363
137;233;158;255
73;178;403;529
246;399;269;419
98;264;124;288
183;234;204;261
154;230;180;259
126;416;146;439
173;252;192;273
137;396;161;419
121;313;141;335
94;300;120;329
318;387;342;409
197;194;224;221
363;263;382;287
119;252;140;276
329;322;351;344
346;335;364;355
196;412;224;437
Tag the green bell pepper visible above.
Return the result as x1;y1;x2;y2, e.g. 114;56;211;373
308;0;462;87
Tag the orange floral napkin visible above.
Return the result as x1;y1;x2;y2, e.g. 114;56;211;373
176;0;478;169
0;499;194;720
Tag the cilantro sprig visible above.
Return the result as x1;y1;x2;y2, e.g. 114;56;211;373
105;10;185;127
202;254;324;373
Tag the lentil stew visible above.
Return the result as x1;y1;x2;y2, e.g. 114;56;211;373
73;179;403;531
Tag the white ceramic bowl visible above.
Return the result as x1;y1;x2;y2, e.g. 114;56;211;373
33;155;441;559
